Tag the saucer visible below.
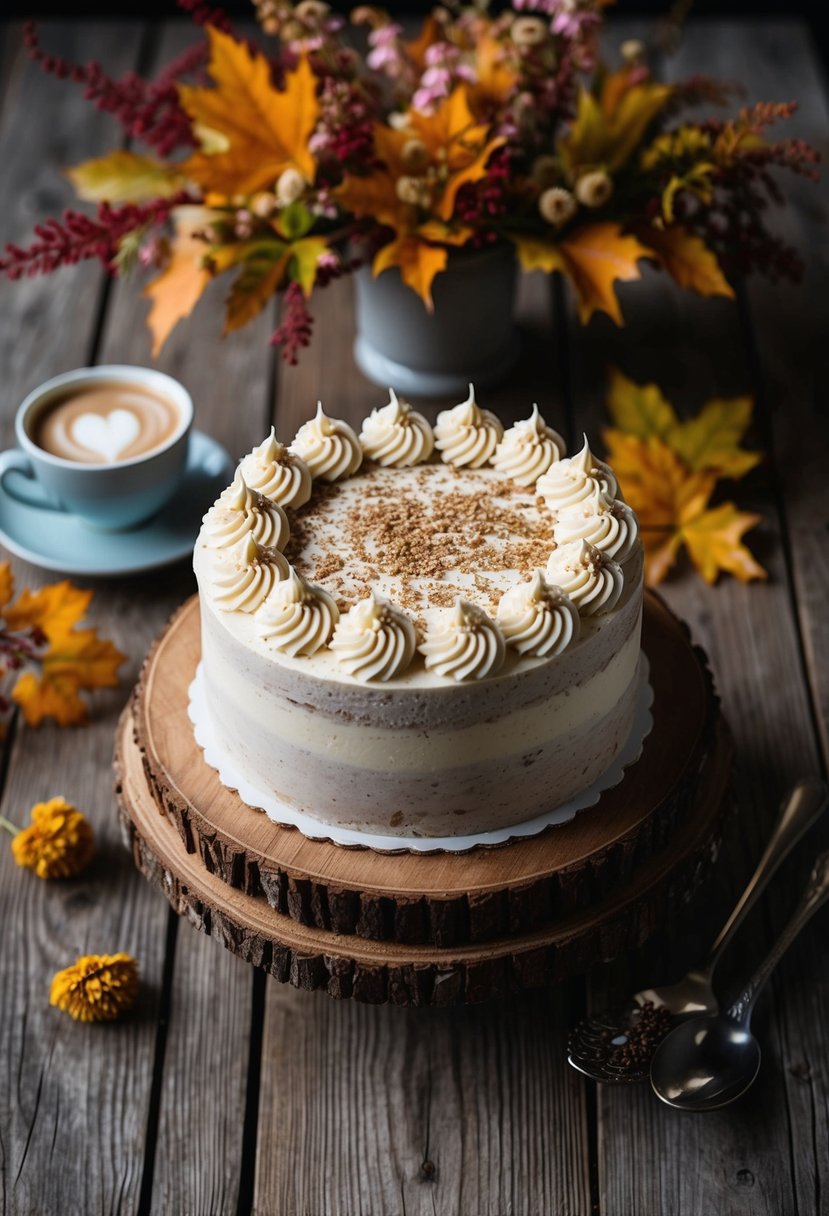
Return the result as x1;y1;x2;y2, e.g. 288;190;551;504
0;430;234;578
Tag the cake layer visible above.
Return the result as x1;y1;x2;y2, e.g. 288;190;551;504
196;558;643;835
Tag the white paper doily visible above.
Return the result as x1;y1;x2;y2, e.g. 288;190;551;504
188;656;652;854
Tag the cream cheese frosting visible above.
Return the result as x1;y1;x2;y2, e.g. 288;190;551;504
359;389;434;467
420;598;506;681
238;428;312;508
213;534;290;613
546;540;624;616
434;385;504;468
491;404;565;487
553;493;639;563
497;571;581;657
203;474;290;551
257;567;339;657
330;593;417;681
536;436;617;508
290;401;363;482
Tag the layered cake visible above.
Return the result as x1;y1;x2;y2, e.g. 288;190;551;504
193;388;644;838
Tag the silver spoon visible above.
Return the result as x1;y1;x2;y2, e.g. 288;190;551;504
567;781;828;1082
651;847;829;1110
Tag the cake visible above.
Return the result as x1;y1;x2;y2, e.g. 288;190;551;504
192;387;644;839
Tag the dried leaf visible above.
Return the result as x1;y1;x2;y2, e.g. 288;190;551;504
514;224;654;324
289;235;328;297
144;212;216;355
4;579;92;638
13;626;124;727
561;76;672;174
225;253;289;334
639;225;734;299
604;430;765;585
67;151;186;203
606;370;760;478
0;562;14;611
179;29;318;196
373;237;447;310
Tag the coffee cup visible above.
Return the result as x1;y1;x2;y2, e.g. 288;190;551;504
0;365;194;530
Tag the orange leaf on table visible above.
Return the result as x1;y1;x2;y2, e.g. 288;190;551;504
604;430;765;585
373;237;448;311
13;626;125;728
4;579;92;638
0;562;14;612
179;29;318;196
638;225;735;300
514;224;654;324
606;369;760;479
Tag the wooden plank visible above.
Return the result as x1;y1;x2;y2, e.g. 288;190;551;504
560;19;828;1216
255;986;590;1216
0;24;169;1216
90;21;277;1213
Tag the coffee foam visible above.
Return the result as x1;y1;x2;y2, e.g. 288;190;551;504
32;381;181;464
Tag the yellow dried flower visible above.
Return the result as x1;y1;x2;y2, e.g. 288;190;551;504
50;953;139;1022
10;797;95;879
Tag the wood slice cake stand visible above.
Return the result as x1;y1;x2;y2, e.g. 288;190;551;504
115;591;734;1006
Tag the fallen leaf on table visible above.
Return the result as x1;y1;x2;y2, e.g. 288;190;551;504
607;369;761;479
604;430;766;586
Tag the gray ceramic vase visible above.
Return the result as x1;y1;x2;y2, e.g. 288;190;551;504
353;242;521;398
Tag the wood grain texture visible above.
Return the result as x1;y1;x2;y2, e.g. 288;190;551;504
255;984;591;1216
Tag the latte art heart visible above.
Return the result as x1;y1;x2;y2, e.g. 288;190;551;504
72;409;141;462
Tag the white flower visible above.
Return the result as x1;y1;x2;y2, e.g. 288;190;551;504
575;169;614;209
539;187;577;227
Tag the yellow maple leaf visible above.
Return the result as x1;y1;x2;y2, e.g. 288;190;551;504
638;225;734;300
67;151;187;203
404;13;442;69
514;224;654;324
560;75;672;175
471;32;518;111
604;430;765;585
606;369;760;479
179;29;318;197
4;579;92;639
373;237;448;310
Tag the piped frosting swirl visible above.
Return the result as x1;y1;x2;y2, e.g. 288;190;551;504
290;401;363;482
434;385;504;468
545;540;623;615
359;389;434;467
213;534;289;613
203;474;290;551
257;567;339;657
329;594;417;681
238;429;312;508
497;571;580;657
553;493;639;563
492;404;565;487
536;436;617;508
419;598;505;681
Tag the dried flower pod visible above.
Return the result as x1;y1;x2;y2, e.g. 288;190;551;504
50;953;139;1022
9;796;95;879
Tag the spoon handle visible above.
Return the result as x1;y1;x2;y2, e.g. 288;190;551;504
728;849;829;1025
705;781;828;977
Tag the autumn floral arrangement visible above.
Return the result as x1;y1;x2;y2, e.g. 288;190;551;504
1;0;818;362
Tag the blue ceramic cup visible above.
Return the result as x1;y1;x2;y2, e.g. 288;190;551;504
0;365;194;531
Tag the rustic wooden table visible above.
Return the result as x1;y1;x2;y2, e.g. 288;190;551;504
0;17;827;1216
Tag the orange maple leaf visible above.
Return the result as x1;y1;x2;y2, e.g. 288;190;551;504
373;237;448;311
3;575;126;727
637;225;735;300
514;224;655;324
0;562;14;612
179;28;318;197
604;430;766;585
144;212;216;355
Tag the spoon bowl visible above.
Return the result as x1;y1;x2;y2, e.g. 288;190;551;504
650;1015;762;1110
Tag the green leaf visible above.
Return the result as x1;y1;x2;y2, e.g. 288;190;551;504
67;151;186;203
289;236;328;297
275;202;314;241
